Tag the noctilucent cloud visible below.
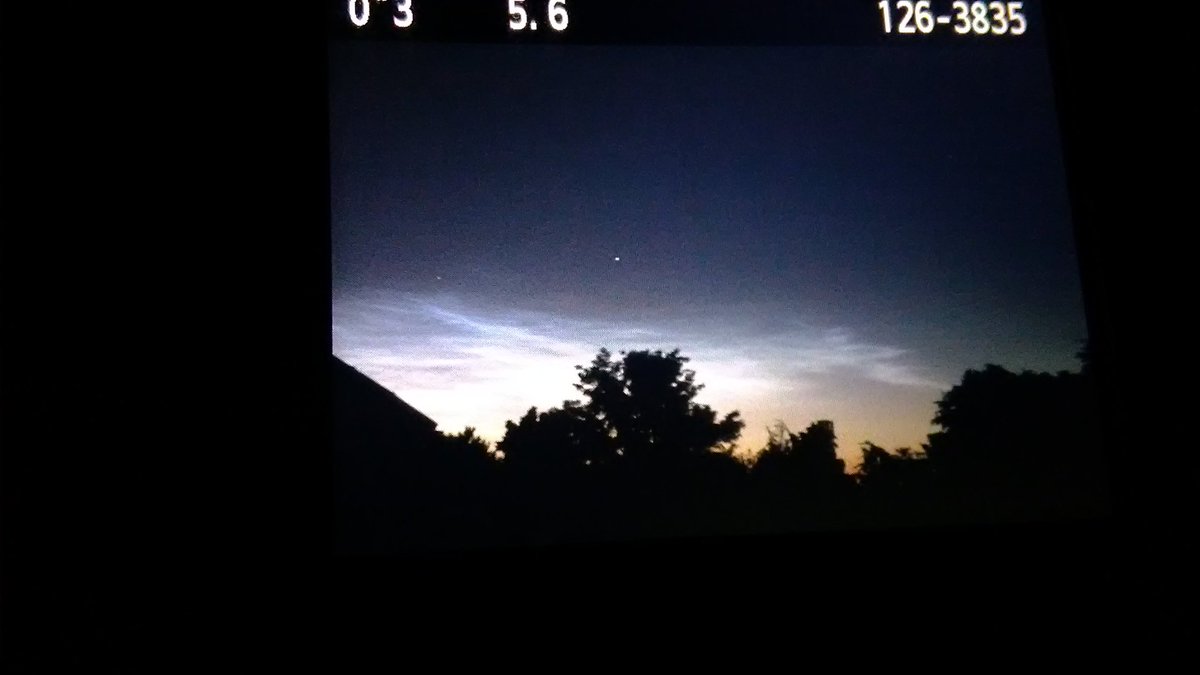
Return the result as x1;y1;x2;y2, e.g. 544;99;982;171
330;42;1088;460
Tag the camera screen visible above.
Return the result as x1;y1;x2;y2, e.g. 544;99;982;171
330;1;1107;552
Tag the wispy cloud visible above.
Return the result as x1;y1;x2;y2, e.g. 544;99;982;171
333;288;946;450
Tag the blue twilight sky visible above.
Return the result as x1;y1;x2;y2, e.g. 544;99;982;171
329;41;1088;460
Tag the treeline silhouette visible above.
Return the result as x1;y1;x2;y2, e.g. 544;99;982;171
334;346;1109;553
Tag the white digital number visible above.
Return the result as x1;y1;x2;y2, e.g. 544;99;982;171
915;0;934;33
897;1;916;33
952;1;970;34
509;0;528;30
878;1;892;33
882;0;1025;38
1008;2;1027;35
971;1;990;34
349;0;369;28
988;2;1008;34
549;0;569;31
393;0;414;28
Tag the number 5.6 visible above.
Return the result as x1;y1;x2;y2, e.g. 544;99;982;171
510;1;569;32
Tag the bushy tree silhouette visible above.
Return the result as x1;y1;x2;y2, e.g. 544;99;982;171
441;426;492;456
496;403;610;476
751;420;848;486
573;348;744;464
498;349;744;470
855;443;924;488
747;420;855;528
922;362;1106;520
438;426;497;478
494;348;749;539
853;442;934;524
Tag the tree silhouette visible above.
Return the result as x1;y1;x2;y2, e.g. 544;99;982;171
438;426;497;478
751;420;847;484
855;443;924;487
493;348;749;539
748;420;855;527
853;442;935;524
497;349;744;473
442;426;492;456
922;361;1106;521
572;348;744;466
495;403;611;477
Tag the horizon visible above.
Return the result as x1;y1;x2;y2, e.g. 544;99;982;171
333;291;1086;464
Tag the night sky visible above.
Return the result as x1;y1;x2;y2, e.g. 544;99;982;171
330;41;1088;460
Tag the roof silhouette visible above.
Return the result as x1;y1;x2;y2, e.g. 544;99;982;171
332;354;436;431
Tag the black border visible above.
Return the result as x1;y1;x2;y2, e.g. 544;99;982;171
2;0;1190;666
